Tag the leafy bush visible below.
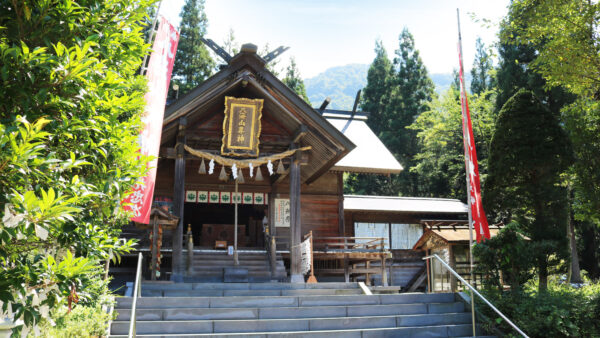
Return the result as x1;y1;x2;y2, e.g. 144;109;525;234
479;282;600;337
0;0;154;335
473;222;534;292
34;304;114;338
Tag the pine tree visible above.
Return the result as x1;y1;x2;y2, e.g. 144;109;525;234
495;18;572;114
282;57;310;104
485;90;572;291
346;40;395;196
362;40;393;135
385;28;435;196
171;0;215;95
470;37;494;95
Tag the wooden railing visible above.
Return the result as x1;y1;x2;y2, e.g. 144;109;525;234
311;236;387;252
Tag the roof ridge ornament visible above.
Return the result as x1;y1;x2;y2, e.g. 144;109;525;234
199;37;232;63
263;46;290;64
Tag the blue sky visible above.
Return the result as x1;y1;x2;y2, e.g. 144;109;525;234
161;0;510;78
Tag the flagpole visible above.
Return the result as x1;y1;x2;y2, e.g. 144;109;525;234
140;0;164;76
457;8;477;337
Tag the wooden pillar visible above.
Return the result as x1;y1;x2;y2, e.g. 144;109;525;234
269;189;276;238
268;189;277;277
289;146;303;282
337;172;344;236
388;223;393;249
344;254;350;283
449;244;457;292
381;257;388;286
151;214;159;280
172;117;186;275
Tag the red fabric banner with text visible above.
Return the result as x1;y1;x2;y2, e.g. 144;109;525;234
458;44;491;242
123;17;179;224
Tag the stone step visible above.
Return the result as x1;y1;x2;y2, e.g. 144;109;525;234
115;302;465;321
188;266;272;272
110;323;485;337
192;259;270;265
179;275;276;283
115;293;456;310
191;254;269;259
141;288;363;298
110;313;471;335
141;282;359;291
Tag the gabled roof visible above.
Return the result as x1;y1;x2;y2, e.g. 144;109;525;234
344;195;469;214
412;228;500;250
162;45;355;184
324;111;403;174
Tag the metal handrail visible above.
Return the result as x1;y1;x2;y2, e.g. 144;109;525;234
128;252;143;338
423;254;528;338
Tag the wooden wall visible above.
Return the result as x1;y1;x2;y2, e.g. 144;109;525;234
155;108;345;244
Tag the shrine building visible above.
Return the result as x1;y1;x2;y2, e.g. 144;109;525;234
115;43;470;287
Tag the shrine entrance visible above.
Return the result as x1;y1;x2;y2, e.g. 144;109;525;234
183;202;267;249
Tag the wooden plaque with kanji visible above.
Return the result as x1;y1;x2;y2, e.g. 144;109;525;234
221;96;263;157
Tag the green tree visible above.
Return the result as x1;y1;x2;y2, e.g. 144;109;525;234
485;90;572;291
0;0;150;333
473;222;534;292
345;40;394;195
171;0;215;95
504;0;600;280
409;86;495;200
470;37;494;95
384;28;435;196
222;28;239;56
495;6;573;114
362;40;393;135
282;57;310;104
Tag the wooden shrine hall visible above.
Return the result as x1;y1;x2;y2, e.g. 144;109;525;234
121;43;465;285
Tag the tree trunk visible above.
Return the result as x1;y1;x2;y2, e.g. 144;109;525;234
568;212;582;283
581;226;600;280
538;259;548;292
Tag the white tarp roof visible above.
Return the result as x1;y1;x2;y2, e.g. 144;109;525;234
344;195;468;214
325;113;403;174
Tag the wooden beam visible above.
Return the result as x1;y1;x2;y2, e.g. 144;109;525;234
318;97;331;113
273;168;290;185
172;117;187;275
337;172;345;236
292;125;308;143
289;144;302;282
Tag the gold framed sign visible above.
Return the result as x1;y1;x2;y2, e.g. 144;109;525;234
221;96;263;157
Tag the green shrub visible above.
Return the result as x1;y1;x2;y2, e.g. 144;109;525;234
479;282;600;337
33;304;114;338
473;222;534;292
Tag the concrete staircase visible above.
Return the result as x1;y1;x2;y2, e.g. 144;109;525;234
110;282;493;337
181;250;287;282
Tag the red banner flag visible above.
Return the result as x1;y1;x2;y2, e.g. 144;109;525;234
123;17;179;224
457;44;491;243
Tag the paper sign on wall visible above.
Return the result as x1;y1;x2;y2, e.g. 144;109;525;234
274;198;290;227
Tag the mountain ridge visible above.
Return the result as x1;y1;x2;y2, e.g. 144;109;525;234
304;64;467;111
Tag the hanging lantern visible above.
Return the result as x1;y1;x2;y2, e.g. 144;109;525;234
208;159;215;175
218;165;228;181
249;163;254;178
277;159;285;174
237;168;245;183
267;159;274;176
255;165;264;181
198;158;206;174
